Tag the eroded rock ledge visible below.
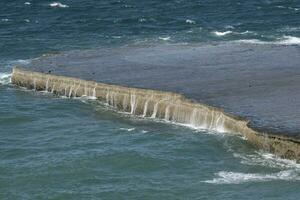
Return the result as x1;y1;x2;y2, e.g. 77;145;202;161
12;67;300;161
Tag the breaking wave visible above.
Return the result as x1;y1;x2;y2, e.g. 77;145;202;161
204;170;300;184
185;19;196;24
0;73;12;85
120;128;136;132
214;31;232;36
237;36;300;45
234;151;300;169
49;2;69;8
204;151;300;184
158;36;171;41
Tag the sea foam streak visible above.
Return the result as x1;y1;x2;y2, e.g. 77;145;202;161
214;31;232;36
278;36;300;45
234;151;300;169
185;19;196;24
0;73;12;85
204;170;300;184
205;151;300;184
159;36;171;41
237;36;300;45
49;2;69;8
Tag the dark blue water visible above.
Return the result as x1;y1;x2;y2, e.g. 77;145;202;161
1;0;300;199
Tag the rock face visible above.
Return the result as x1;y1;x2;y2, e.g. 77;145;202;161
12;67;300;161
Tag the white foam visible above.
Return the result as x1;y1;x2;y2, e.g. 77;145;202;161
77;95;97;100
120;128;136;132
49;2;69;8
204;170;300;184
17;59;31;64
276;6;299;11
24;19;30;23
185;19;196;24
277;36;300;45
1;19;9;22
237;36;300;45
214;31;232;36
0;73;12;85
159;36;171;41
234;151;300;169
24;2;31;5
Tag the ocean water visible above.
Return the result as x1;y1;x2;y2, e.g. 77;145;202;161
1;0;300;199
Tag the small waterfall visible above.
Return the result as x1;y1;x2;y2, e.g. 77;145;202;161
64;85;68;97
164;105;170;121
84;83;87;96
151;101;159;118
142;99;149;117
209;110;215;130
45;78;49;92
130;94;137;114
51;84;55;93
106;90;110;104
122;94;129;111
33;78;36;90
92;87;96;99
111;92;117;107
74;84;80;97
190;108;198;127
215;113;225;132
203;111;208;129
68;85;73;98
109;92;114;106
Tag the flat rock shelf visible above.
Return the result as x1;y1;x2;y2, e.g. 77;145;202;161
12;42;300;161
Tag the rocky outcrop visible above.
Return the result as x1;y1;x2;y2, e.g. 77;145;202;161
12;67;300;161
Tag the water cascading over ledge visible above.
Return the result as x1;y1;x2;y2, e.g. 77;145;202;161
11;67;300;161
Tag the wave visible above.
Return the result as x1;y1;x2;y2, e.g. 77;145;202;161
237;36;300;45
158;36;171;41
214;31;232;36
234;151;300;169
204;150;300;184
185;19;196;24
120;128;136;132
278;36;300;45
204;169;300;184
49;2;69;8
276;6;299;11
24;2;31;5
0;73;12;85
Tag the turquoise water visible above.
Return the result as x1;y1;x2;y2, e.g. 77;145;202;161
1;0;300;199
1;84;300;199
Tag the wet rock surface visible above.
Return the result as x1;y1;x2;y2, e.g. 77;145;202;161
21;43;300;138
